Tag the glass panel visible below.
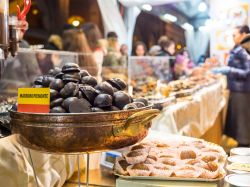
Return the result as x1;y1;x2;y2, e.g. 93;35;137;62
128;56;174;97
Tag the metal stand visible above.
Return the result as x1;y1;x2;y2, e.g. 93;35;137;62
76;153;90;187
28;149;39;187
28;150;92;187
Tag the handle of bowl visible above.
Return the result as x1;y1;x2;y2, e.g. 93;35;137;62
113;109;160;137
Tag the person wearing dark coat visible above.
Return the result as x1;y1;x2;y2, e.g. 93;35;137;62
213;25;250;147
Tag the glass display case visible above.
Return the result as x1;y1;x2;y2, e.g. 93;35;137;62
0;49;87;95
128;56;173;97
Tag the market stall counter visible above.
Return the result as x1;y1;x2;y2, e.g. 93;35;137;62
151;81;226;144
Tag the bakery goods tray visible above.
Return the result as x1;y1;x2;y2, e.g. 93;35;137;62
115;171;226;182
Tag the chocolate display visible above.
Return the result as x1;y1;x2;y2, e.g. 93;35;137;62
31;63;149;113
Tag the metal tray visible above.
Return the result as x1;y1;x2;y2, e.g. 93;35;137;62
115;171;226;182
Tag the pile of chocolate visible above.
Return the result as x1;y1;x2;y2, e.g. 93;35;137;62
33;63;148;113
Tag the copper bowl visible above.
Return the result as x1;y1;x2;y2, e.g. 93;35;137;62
10;106;159;153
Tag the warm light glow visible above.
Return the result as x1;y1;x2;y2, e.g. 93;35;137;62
177;44;182;50
198;1;207;12
163;14;177;22
141;4;152;11
32;9;39;15
182;23;194;31
72;20;80;27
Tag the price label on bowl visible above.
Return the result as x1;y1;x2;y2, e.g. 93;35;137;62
18;88;50;113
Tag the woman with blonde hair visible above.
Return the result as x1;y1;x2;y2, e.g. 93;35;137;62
62;29;98;77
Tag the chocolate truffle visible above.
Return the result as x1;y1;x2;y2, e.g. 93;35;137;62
68;98;91;113
123;103;138;110
49;79;64;91
50;106;66;113
50;98;63;108
106;78;127;91
94;94;113;108
62;63;80;73
81;76;97;87
95;82;114;96
80;70;90;78
60;82;78;98
134;98;148;106
113;91;131;109
62;97;78;111
80;85;98;104
50;89;59;100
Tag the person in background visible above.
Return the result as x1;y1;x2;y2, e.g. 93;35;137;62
197;54;206;65
63;29;98;77
148;45;161;56
174;54;190;80
181;49;194;68
36;35;64;75
82;22;104;81
212;25;250;147
103;31;126;67
132;41;147;56
44;35;63;51
120;44;128;57
157;36;176;81
157;36;176;57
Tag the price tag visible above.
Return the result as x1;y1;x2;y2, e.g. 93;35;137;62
18;88;50;113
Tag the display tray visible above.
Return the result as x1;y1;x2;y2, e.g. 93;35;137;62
147;96;176;108
170;88;196;98
115;171;226;182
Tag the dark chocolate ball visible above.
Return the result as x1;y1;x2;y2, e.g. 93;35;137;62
50;98;63;108
62;72;81;83
62;97;78;111
42;76;55;87
49;79;64;91
50;106;66;113
106;78;127;91
80;85;98;104
34;76;43;85
95;82;114;96
50;89;59;100
55;72;64;79
80;70;90;77
62;63;80;73
81;76;97;87
133;102;145;108
134;98;148;106
113;91;131;109
91;107;104;112
60;82;78;98
68;98;91;113
48;67;61;77
104;106;120;112
123;103;138;110
94;94;113;108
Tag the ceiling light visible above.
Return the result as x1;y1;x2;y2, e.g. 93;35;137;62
72;20;80;27
141;4;152;11
163;14;177;22
198;1;207;12
182;23;194;31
